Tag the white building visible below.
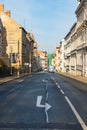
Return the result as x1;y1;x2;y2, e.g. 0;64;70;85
62;0;87;77
69;23;77;75
75;0;87;77
60;39;65;72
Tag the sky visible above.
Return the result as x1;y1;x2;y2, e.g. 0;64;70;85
0;0;78;53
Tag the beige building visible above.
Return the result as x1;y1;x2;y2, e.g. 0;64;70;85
45;52;48;70
52;47;60;72
27;32;38;72
0;4;32;73
0;18;4;67
0;18;2;58
38;51;48;71
33;42;38;72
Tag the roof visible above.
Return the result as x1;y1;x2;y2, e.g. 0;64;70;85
0;11;27;33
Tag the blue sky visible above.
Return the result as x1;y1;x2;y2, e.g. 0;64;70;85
0;0;77;53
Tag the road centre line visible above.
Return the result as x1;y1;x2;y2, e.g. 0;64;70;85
57;85;61;89
45;111;49;123
60;89;64;95
65;96;87;130
56;82;58;85
36;96;51;123
49;75;87;129
18;79;24;83
49;76;59;88
50;76;65;96
46;92;48;102
53;80;65;95
45;80;49;123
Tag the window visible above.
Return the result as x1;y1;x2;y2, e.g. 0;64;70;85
10;53;18;63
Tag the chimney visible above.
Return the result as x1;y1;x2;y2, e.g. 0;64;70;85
0;4;4;13
5;10;11;17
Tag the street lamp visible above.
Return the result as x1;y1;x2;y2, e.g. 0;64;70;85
17;40;20;77
10;46;13;75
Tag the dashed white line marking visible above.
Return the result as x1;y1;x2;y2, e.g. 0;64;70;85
60;89;64;95
65;96;87;130
57;85;60;89
49;74;87;129
56;82;58;85
46;92;48;101
52;77;54;80
18;79;24;83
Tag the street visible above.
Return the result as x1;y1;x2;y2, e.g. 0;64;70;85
0;72;87;130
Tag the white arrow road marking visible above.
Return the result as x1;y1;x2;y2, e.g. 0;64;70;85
36;96;51;111
45;102;51;111
36;96;45;108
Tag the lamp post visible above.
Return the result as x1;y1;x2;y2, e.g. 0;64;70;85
10;46;13;75
17;40;20;77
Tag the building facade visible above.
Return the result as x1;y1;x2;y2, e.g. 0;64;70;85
60;39;65;72
58;0;87;77
54;0;87;77
0;18;2;59
53;47;60;72
0;4;28;68
0;4;38;74
38;51;48;71
75;0;87;77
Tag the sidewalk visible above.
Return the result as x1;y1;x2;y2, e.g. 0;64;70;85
57;71;87;84
0;73;29;85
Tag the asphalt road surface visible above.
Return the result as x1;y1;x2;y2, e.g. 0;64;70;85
0;72;87;130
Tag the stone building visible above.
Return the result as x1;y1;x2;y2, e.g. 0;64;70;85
75;0;87;77
64;23;77;74
0;4;31;72
63;0;87;77
38;51;48;71
27;32;38;72
60;39;65;72
0;18;2;59
52;47;60;72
